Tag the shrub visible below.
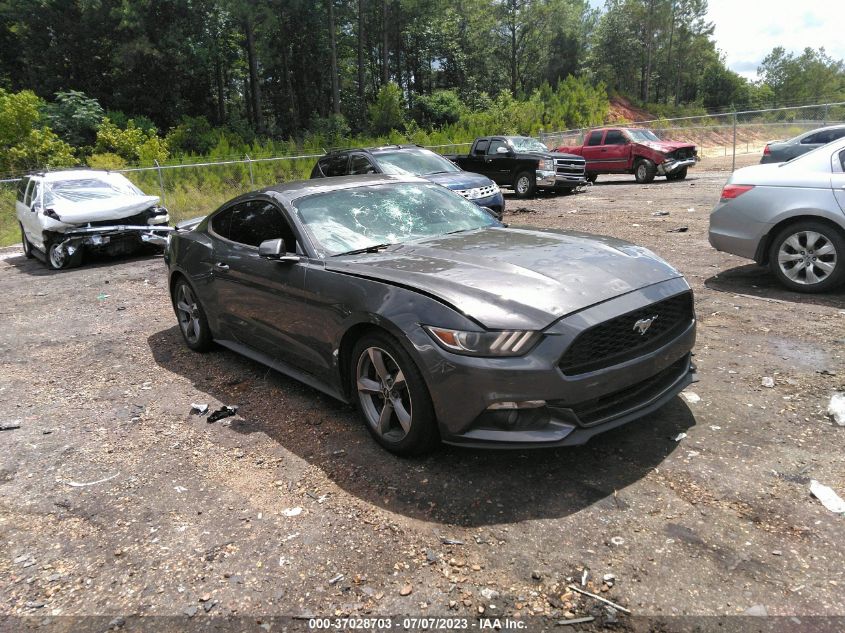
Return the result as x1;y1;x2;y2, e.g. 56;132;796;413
369;83;405;134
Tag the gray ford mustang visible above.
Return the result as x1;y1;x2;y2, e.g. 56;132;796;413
166;175;697;454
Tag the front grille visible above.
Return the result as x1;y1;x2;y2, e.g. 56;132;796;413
453;184;499;199
670;148;696;160
554;157;586;176
558;292;694;375
553;355;689;426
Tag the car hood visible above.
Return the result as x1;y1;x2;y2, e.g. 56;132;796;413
638;140;696;153
423;171;495;190
325;227;683;330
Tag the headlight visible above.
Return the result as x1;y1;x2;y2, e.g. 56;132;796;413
540;159;554;171
424;326;540;357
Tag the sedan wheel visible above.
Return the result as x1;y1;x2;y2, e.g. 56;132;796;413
173;278;213;351
352;333;438;455
770;222;845;292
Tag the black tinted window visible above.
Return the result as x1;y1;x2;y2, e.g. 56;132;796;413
474;140;489;155
350;154;376;175
211;206;234;238
604;130;626;145
840;149;845;171
319;154;349;176
229;201;296;249
830;129;845;142
487;140;507;155
16;178;29;202
802;130;829;145
587;131;604;146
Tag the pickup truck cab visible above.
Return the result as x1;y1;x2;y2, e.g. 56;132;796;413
445;136;586;199
310;145;504;218
556;128;698;184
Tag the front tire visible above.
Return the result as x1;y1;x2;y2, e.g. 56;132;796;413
666;167;688;181
586;172;598;183
634;159;656;183
172;278;214;351
47;240;82;270
351;332;439;456
20;223;33;259
513;171;536;199
768;221;845;293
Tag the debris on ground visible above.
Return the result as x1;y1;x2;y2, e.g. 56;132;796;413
207;405;238;423
827;393;845;426
672;432;687;442
810;480;845;514
609;536;625;546
744;604;768;616
399;584;413;596
441;537;464;545
190;403;209;416
62;472;119;487
680;391;701;404
557;616;595;626
96;293;110;301
328;574;344;585
0;420;21;431
652;211;670;216
282;507;303;517
512;207;538;214
667;226;689;233
567;584;631;614
761;376;775;388
603;573;616;587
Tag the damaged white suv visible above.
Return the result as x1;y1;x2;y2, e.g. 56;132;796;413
16;169;172;269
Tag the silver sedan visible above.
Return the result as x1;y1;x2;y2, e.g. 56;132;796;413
709;136;845;292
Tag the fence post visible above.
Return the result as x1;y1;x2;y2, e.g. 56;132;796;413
731;112;737;172
823;103;829;126
245;154;254;186
154;159;166;206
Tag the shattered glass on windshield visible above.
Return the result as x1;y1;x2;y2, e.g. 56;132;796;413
293;183;497;256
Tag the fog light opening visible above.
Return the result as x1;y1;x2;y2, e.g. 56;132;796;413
487;400;546;410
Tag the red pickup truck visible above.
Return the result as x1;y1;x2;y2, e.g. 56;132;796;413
556;127;698;184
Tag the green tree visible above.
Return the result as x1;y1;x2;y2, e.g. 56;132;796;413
369;82;406;133
42;91;105;148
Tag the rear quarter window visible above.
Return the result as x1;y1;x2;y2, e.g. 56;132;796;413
210;207;234;239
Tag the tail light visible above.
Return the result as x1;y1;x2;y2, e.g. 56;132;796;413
721;184;754;200
763;145;771;155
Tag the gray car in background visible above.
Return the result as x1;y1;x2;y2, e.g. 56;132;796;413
166;175;697;455
761;124;845;164
710;136;845;292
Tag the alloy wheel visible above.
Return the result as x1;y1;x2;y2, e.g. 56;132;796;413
356;346;413;442
516;175;530;195
48;243;67;269
777;230;838;286
175;283;202;344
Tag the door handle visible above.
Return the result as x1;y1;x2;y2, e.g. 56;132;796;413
214;262;230;272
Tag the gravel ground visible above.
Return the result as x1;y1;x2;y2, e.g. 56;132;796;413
1;154;844;631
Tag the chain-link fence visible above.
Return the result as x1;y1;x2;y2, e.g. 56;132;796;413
539;102;845;170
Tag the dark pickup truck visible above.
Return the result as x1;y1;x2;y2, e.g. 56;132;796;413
444;136;587;199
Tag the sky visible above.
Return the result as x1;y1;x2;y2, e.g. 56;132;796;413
705;0;845;81
586;0;845;82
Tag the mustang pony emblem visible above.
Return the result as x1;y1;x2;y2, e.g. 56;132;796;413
633;315;659;335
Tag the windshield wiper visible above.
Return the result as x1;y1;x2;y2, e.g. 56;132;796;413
332;242;394;257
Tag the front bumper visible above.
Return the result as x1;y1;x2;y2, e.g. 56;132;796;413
657;157;698;175
536;170;587;189
407;277;696;448
471;191;505;219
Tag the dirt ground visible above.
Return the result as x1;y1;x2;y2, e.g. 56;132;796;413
1;153;844;632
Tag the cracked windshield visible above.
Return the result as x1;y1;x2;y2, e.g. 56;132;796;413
293;183;497;256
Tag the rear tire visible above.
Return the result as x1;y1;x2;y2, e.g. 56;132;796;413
513;171;536;199
768;220;845;293
634;159;656;183
20;223;33;259
351;332;439;456
666;167;688;181
172;277;214;351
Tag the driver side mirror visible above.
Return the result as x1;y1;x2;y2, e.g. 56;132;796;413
259;238;299;262
496;146;511;155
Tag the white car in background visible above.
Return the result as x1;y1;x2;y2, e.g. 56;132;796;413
16;169;171;270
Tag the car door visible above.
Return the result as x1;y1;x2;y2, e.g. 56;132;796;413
465;139;491;177
18;178;44;249
579;130;606;170
601;129;631;171
484;138;513;184
210;198;322;374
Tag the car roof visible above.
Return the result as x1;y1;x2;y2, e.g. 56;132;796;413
258;174;431;205
28;169;125;182
799;124;845;136
324;144;423;157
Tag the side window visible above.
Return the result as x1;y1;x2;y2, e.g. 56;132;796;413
349;154;376;175
473;140;490;155
830;129;845;142
229;201;297;249
840;149;845;171
320;154;348;176
23;180;36;206
487;139;507;155
210;206;234;239
587;131;604;146
604;130;626;145
801;131;828;145
16;178;29;202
